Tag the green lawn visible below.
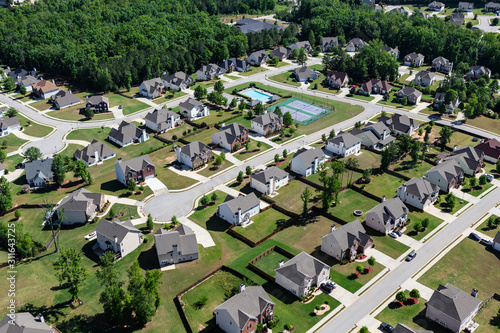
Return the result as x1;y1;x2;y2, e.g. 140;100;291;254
346;94;375;102
328;189;379;223
466;116;500;136
419;238;500;299
193;109;242;126
461;182;494;197
17;113;54;137
233;208;289;242
362;173;406;199
197;159;234;178
188;190;228;226
158;123;195;141
0;207;52;245
473;299;500;333
238;66;268;77
391;157;435;179
308;167;362;188
377;92;416;110
232;139;272;161
330;261;385;293
365;227;410;259
338;150;382;170
148;147;199;190
47;108;114;122
405;210;444;241
185;127;219;145
268;71;301;87
151;90;188;105
436;193;469;214
58;143;84;159
0;133;28;154
272;180;320;215
252;250;290;277
224;75;240;80
107;203;139;221
476;215;500;238
226;113;252;129
30;99;53;111
107;94;149;116
3;154;24;172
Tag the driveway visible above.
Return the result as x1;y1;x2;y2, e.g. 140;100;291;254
476;15;500;33
145;177;168;192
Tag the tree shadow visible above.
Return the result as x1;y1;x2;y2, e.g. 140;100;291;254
99;180;124;194
490;308;500;329
206;215;230;232
138;246;158;271
262;281;298;305
20;302;70;325
82;239;100;263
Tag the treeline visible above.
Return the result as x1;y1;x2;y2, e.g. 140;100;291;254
279;0;500;77
192;0;276;15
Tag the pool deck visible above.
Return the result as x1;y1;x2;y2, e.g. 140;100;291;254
240;87;274;103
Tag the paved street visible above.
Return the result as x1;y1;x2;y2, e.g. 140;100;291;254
477;15;500;33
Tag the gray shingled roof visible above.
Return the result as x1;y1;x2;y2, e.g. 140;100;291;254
445;146;483;171
249;50;268;63
401;177;439;203
405;52;425;62
220;192;260;215
0;312;53;333
57;188;103;213
432;56;451;67
321;37;338;46
145;108;179;125
162;71;191;85
251;166;289;186
391;113;419;133
154;225;198;258
95;219;142;243
275;252;330;286
294;66;316;81
326;71;348;86
235;18;284;34
179;141;211;160
352;128;379;147
25;158;53;182
252;112;281;126
53;90;81;107
327;132;361;149
367;198;408;225
426;159;463;182
215;286;274;330
86;95;109;106
321;220;373;257
293;147;324;167
116;155;154;174
394;323;433;333
364;121;389;138
74;139;116;165
270;47;289;59
141;78;163;94
0;116;19;129
415;70;435;82
179;97;204;111
108;121;144;144
428;284;481;322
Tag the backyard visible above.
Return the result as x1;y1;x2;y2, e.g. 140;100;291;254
391;157;435;179
271;180;320;215
328;189;379;223
184;127;219;145
252;250;290;277
338;150;382;170
232;208;290;242
473;299;500;333
193;109;242;126
362;173;406;199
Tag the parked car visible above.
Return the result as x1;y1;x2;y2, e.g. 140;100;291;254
472;137;479;142
320;283;334;293
380;322;394;332
480;238;493;246
394;230;403;237
326;281;337;289
469;232;481;241
406;251;417;262
486;174;494;182
388;232;398;238
85;231;96;240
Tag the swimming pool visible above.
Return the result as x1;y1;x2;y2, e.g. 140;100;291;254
241;88;272;103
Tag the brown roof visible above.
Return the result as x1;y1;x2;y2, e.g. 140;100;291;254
475;138;500;160
33;79;58;93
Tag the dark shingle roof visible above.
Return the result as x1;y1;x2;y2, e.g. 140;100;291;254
25;158;53;182
275;252;330;286
108;121;144;144
426;159;463;182
74;139;115;165
86;95;109;106
293;147;325;166
252;112;281;126
294;66;316;81
393;323;433;333
427;284;481;322
0;312;53;333
475;138;500;160
116;155;154;174
322;220;372;257
327;132;362;148
179;97;204;111
401;177;439;204
179;141;211;161
367;198;408;225
145;108;179;125
57;188;103;213
219;192;260;215
154;225;198;258
53;90;81;107
95;219;142;243
251;166;289;185
270;47;289;59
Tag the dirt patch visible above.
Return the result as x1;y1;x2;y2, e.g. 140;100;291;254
314;304;330;316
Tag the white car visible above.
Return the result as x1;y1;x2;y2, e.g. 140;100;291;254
388;232;398;238
85;231;96;240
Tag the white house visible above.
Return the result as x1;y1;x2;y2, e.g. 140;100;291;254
325;133;361;157
0;116;21;137
175;141;213;169
493;231;500;252
250;167;289;195
365;197;409;234
95;219;143;259
217;193;260;225
145;108;181;133
290;147;326;177
179;97;209;120
247;50;269;66
397;177;440;210
139;78;164;99
108;121;149;147
74;140;116;166
251;112;282;136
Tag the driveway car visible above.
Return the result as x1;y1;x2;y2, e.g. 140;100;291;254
486;174;494;182
480;238;493;246
469;232;481;241
406;251;417;262
380;322;394;332
320;283;334;293
85;231;96;240
394;230;403;237
388;232;398;238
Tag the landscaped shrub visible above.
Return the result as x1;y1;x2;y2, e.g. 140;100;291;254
368;256;376;266
315;305;321;310
284;323;292;331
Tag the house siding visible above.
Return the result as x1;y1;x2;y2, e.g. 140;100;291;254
325;141;361;157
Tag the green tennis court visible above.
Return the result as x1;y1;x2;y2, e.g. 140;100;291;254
267;98;334;125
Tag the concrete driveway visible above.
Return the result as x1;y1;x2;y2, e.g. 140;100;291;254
145;178;168;192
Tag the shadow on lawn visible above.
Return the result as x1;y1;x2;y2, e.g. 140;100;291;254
412;309;450;333
262;281;299;305
138;245;158;271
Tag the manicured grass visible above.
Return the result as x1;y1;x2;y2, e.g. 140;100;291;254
268;71;301;87
159;123;196;141
365;227;410;259
184;127;219;145
362;173;406;199
268;61;289;68
272;180;320;215
252;250;290;277
148;147;199;190
338;150;382;170
330;261;385;293
436;193;469;214
17;113;53;137
405;210;444;241
308;167;362;188
476;215;500;238
58;143;84;160
0;133;28;154
419;238;500;299
47;108;114;122
107;94;149;116
233;208;289;242
328;189;379;223
399;73;411;84
224;75;240;80
466;116;500;136
107;203;139;221
151;90;188;105
391;157;435;178
188;190;228;226
197;159;234;178
226;113;252;129
193;109;242;126
238;66;268;77
3;153;23;172
30;98;52;111
346;94;375;102
473;299;500;333
0;207;52;245
376;92;415;110
462;182;494;197
232;139;272;161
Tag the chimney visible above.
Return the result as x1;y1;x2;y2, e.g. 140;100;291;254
221;122;225;127
264;109;268;114
69;89;72;94
381;195;386;203
117;158;122;164
114;236;118;245
471;289;478;297
278;259;284;268
239;283;246;293
37;314;44;323
453;145;457;151
175;145;182;161
52;79;55;84
330;225;336;233
237;208;242;224
94;149;99;163
314;156;319;173
142;129;147;142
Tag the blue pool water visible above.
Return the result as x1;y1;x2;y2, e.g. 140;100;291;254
241;89;272;103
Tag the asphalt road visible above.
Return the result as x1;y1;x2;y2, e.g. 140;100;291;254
476;15;500;33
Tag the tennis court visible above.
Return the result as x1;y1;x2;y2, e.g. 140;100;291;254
268;98;334;125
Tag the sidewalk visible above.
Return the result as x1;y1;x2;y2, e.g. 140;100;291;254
167;165;209;183
249;132;281;149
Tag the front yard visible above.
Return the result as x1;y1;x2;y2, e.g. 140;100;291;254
17;113;54;137
328;189;379;223
268;71;301;87
238;66;268;77
193;109;242;127
107;203;139;222
435;193;469;214
476;215;500;238
405;210;444;241
232;139;272;161
346;94;375;102
197;159;234;178
107;94;149;116
365;228;410;260
330;260;385;293
467;116;500;136
376;92;416;110
233;208;290;243
461;181;494;197
148;148;199;190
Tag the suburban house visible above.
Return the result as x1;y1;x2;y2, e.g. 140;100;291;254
215;285;275;333
95;219;143;259
326;71;349;89
270;46;290;60
85;95;109;112
493;231;500;252
365;197;409;234
211;123;249;152
380;113;420;135
234;58;251;72
0;312;54;333
275;252;330;298
251;112;282;135
235;18;285;34
139;78;164;99
145;108;182;133
320;37;339;52
161;71;194;90
0;115;20;137
474;138;500;163
382;46;400;59
396;86;423;104
428;1;445;11
250;166;289;195
217;193;261;225
289;41;313;54
293;66;319;82
424;159;465;192
321;220;374;261
359;79;393;95
449;13;465;25
426;284;481;333
458;2;474;11
444;146;484;175
108;121;149;147
154;225;198;267
247;50;269;66
74;139;116;166
196;64;225;81
434;92;460;113
403;52;425;67
52;90;81;109
55;188;104;225
219;58;236;73
485;2;500;12
363;121;391;141
414;70;436;87
466;65;491;79
32;79;59;99
4;67;37;80
394;323;433;333
15;75;38;92
115;155;156;186
290;147;326;176
326;132;361;157
179;97;209;120
397;177;440;210
175;141;213;169
351;127;395;150
25;158;53;187
346;38;367;52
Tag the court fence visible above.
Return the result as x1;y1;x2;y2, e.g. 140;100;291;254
267;97;335;125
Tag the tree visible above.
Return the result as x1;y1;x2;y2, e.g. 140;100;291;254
238;99;247;112
413;221;423;233
194;85;207;99
127;178;137;192
0;149;6;164
214;155;223;167
274;154;280;163
254;102;264;115
246;166;252;176
362;169;371;183
470;177;477;188
421;218;430;230
23;146;42;162
245;142;250;151
211;191;218;203
301;187;311;218
83;107;94;119
479;174;487;185
291;48;299;59
14;209;21;220
73;160;89;182
220;149;226;161
4;77;15;91
51;154;66;187
147;214;154;231
230;98;237;109
237;171;244;183
368;256;376;266
96;251;121;288
381;148;391;169
274;106;282;117
355;264;364;274
19;85;27;96
329;129;335;138
214;80;224;93
127;261;161;325
322;133;327;142
445;89;458;105
487;216;497;229
283;112;293;127
53;247;88;301
200;195;209;206
0;177;13;213
283;149;288;158
396;291;407;303
439;126;453;151
496;160;500;174
401;96;408;106
360;327;369;333
410;289;420;299
445;193;457;210
297;47;308;66
257;141;262;149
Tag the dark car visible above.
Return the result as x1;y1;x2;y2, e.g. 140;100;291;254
15;162;24;169
406;251;417;262
380;322;394;332
480;238;493;246
469;233;481;241
394;230;403;237
320;283;333;293
472;137;479;142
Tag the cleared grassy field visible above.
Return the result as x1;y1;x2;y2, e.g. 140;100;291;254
233;208;289;242
362;173;406;199
328;189;379;222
